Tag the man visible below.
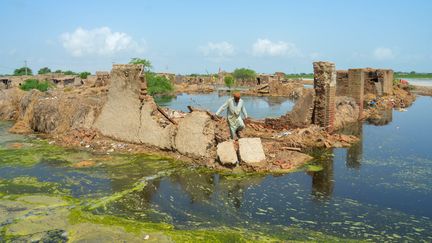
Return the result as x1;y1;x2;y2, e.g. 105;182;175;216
215;92;248;140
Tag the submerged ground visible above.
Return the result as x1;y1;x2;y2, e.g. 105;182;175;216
0;96;431;242
155;92;296;119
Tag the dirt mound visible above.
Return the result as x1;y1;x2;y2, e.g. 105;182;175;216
334;96;359;129
0;88;26;120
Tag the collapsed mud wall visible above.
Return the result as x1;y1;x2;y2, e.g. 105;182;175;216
9;88;105;134
94;64;216;160
93;64;176;149
265;88;315;129
0;88;25;120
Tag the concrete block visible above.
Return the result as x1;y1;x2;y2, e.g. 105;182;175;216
217;141;238;165
239;138;266;164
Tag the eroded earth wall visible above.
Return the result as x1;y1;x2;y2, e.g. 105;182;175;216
94;64;216;159
94;64;174;148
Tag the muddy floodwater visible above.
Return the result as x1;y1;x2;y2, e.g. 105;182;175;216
155;92;295;119
1;97;432;241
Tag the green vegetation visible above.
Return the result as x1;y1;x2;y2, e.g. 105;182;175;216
189;73;218;77
19;79;52;92
224;75;235;88
146;72;174;95
37;67;51;75
13;67;32;76
63;70;77;75
394;71;432;79
54;69;62;73
128;58;173;95
129;58;152;71
285;73;314;79
232;68;256;82
79;71;91;79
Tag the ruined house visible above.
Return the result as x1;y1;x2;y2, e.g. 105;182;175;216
94;71;110;87
51;76;81;87
175;75;217;85
337;68;393;97
0;78;12;89
363;68;393;96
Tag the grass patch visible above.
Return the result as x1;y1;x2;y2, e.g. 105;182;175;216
20;79;52;92
395;72;432;79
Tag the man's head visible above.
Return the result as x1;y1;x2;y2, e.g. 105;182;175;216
233;92;241;102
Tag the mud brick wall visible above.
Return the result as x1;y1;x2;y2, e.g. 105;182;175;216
348;69;365;119
364;70;378;95
95;71;110;87
313;62;336;132
364;69;393;96
336;70;349;96
381;69;393;95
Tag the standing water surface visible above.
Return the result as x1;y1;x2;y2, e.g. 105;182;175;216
0;97;431;241
154;92;295;119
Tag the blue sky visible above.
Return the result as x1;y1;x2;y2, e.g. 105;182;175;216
0;0;431;74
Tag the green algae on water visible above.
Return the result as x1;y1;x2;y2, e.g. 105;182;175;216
0;176;70;195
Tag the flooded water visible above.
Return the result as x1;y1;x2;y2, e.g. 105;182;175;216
405;78;432;87
1;97;432;241
155;92;295;119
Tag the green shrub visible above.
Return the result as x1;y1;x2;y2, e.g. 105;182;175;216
146;73;173;95
232;68;256;82
20;79;52;92
129;58;152;72
63;70;77;75
224;76;235;88
79;71;91;79
38;67;51;75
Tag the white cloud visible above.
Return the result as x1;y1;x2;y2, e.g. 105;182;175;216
252;38;300;57
61;27;145;57
373;47;395;60
199;41;235;58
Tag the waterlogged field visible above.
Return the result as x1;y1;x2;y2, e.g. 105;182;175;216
155;92;295;119
0;97;432;242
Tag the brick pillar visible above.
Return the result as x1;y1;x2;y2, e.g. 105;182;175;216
348;69;364;119
313;61;336;132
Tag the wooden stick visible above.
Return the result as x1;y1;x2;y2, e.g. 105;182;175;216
156;106;177;125
281;146;302;152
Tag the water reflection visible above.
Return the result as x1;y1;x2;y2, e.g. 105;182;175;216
338;122;363;169
310;153;334;200
367;109;393;126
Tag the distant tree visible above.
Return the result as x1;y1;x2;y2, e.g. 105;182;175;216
232;68;256;82
54;70;63;73
224;76;235;88
63;70;77;75
410;71;416;74
129;58;153;72
38;67;51;75
14;67;33;76
79;71;91;79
